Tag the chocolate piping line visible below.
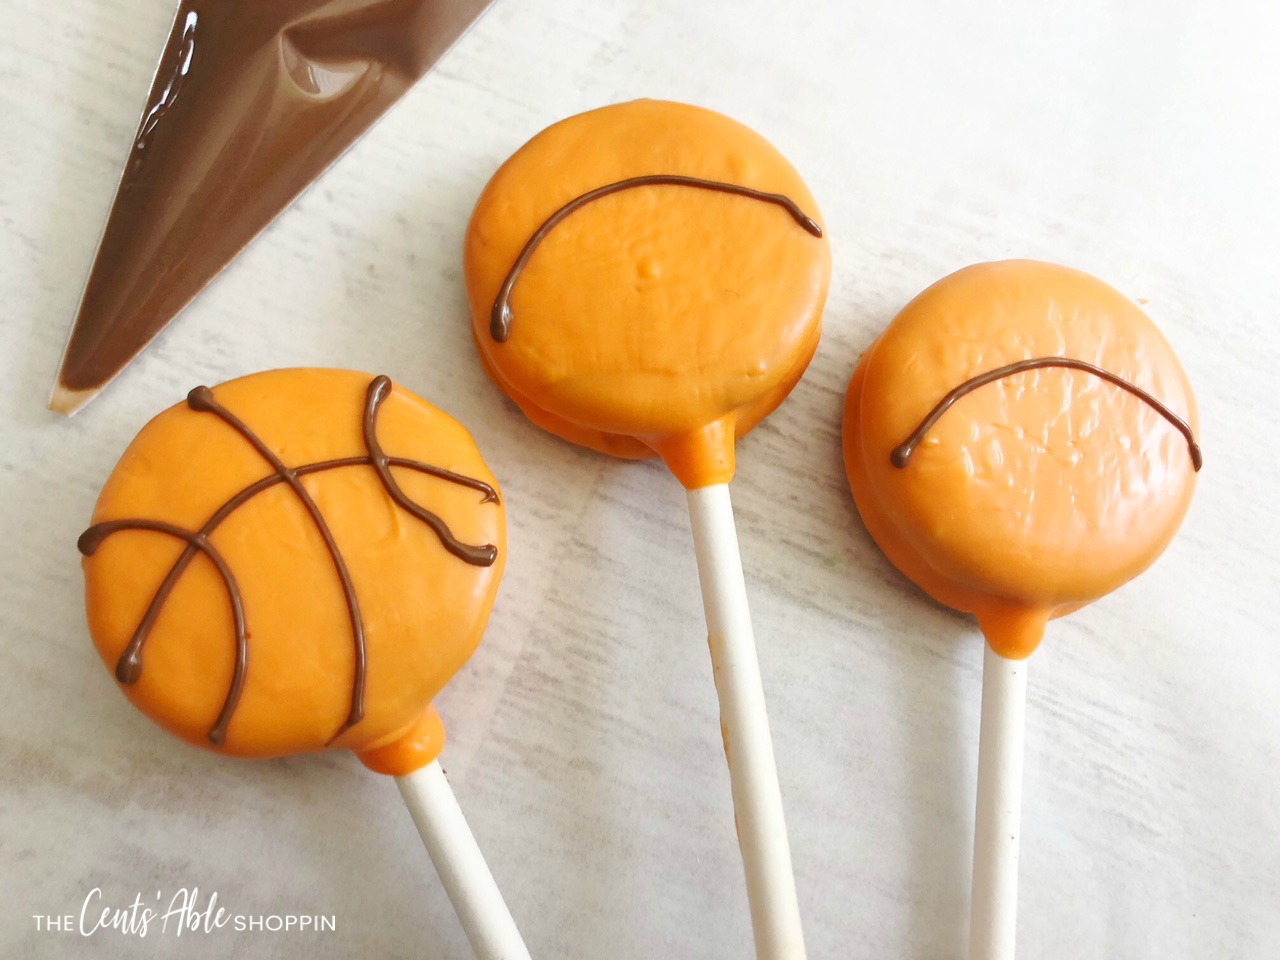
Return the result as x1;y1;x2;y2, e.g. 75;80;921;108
186;386;371;738
363;376;498;565
78;519;247;746
489;174;824;341
890;357;1203;471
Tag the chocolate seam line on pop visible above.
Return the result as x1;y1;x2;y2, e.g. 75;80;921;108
489;174;824;342
890;356;1202;471
78;518;247;746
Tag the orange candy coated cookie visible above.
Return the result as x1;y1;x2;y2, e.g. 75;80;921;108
465;99;831;488
79;369;505;776
844;261;1201;658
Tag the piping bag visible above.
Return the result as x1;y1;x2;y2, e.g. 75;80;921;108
51;0;495;416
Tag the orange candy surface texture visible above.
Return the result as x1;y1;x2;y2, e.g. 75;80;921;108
844;261;1200;658
465;99;831;488
81;369;506;775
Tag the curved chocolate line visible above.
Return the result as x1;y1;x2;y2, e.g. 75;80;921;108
84;377;501;747
363;376;498;566
107;455;497;719
187;386;371;738
489;174;825;342
78;519;246;747
890;357;1203;471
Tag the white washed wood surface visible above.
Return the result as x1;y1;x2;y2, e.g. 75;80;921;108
2;0;1277;957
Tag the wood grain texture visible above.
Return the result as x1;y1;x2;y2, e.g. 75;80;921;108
1;0;1277;957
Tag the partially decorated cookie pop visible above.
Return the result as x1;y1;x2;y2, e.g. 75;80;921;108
80;368;529;960
844;261;1201;960
466;100;830;959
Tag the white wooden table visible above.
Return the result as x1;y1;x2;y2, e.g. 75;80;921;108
2;1;1277;957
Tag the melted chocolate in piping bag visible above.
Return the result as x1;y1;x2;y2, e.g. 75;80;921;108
52;0;494;415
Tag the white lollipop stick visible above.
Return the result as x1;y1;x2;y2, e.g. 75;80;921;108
687;484;806;960
397;760;532;960
969;642;1029;960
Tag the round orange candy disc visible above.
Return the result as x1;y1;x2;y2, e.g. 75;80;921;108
465;99;832;488
844;261;1201;658
79;368;506;776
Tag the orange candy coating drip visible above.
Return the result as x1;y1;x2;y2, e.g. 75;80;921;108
465;99;831;489
80;368;506;775
844;261;1200;658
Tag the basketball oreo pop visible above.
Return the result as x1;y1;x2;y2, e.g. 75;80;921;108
79;368;530;960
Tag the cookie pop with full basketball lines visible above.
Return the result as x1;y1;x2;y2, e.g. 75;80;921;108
79;368;529;960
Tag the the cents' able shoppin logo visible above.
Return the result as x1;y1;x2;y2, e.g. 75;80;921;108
33;888;336;938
